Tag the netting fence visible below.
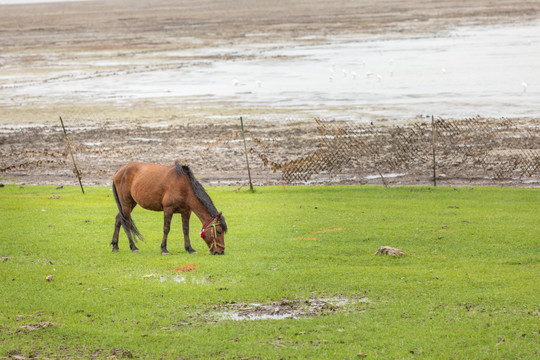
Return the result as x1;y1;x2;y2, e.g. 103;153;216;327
1;109;539;187
248;116;540;186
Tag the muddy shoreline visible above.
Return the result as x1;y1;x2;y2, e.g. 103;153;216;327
1;0;539;187
1;116;538;188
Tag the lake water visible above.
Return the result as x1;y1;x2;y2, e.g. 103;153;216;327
1;20;539;120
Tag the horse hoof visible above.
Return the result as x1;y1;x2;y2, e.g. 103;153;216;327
189;250;197;255
161;251;169;255
132;249;140;253
112;248;119;252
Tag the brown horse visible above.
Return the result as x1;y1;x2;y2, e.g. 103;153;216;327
111;161;227;255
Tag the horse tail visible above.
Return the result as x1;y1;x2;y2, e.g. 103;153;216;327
112;181;144;242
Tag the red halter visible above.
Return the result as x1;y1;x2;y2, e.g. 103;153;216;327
200;213;225;251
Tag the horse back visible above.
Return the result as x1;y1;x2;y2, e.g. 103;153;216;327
114;162;188;212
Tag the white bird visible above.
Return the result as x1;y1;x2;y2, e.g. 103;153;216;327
256;80;262;88
342;69;348;77
329;75;334;82
441;68;447;74
522;82;528;93
233;79;239;86
351;71;357;79
376;74;382;82
366;71;373;78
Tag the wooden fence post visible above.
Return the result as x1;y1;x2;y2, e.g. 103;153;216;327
60;116;85;194
431;115;437;187
240;117;254;192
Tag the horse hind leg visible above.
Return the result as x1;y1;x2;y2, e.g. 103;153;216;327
118;202;139;253
111;213;122;251
113;182;140;253
160;208;173;255
112;212;138;252
124;213;140;253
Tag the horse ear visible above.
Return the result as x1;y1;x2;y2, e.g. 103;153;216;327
216;211;222;220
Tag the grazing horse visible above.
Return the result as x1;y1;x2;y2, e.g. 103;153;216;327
111;161;227;255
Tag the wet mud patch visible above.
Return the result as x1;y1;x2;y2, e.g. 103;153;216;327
212;294;371;321
18;322;59;332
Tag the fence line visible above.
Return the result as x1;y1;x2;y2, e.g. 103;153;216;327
1;110;539;187
249;116;540;185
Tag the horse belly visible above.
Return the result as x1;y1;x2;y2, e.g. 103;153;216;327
130;177;167;212
135;196;164;211
131;178;186;212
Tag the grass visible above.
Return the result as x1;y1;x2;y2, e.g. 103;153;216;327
0;184;539;359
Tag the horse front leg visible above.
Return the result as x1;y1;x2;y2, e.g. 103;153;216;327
111;213;121;251
161;209;173;255
182;211;197;254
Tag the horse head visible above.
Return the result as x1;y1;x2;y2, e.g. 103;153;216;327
200;212;227;255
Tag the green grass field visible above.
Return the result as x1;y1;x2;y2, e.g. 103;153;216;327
0;184;538;359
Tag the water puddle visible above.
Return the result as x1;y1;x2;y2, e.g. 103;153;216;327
214;295;371;321
142;271;208;285
365;173;406;180
129;137;161;142
158;275;208;285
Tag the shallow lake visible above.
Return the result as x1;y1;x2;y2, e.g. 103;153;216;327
1;20;539;121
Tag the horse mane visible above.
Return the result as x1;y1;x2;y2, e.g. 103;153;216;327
174;161;227;233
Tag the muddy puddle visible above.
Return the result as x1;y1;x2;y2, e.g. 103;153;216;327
211;295;371;321
142;273;209;285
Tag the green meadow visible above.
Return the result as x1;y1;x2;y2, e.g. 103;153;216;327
0;184;538;359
